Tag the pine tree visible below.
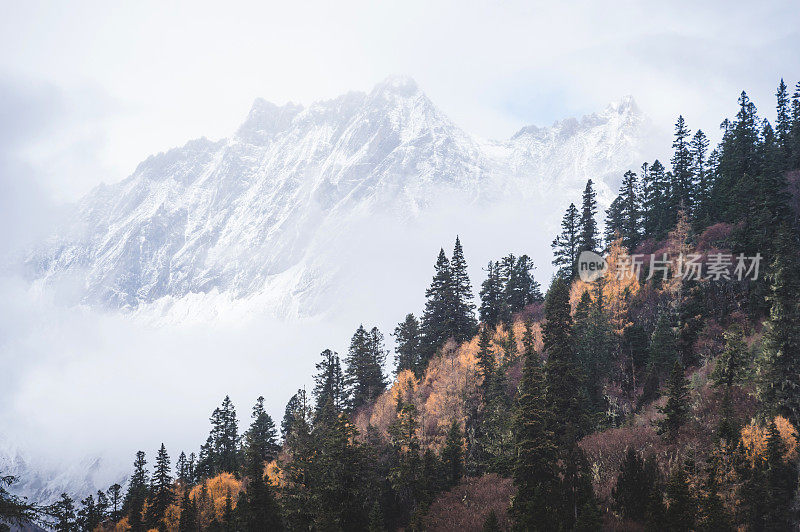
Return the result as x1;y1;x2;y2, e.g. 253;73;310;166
393;313;421;375
664;464;696;532
646;311;678;383
50;493;76;532
670;115;694;212
510;330;558;530
758;227;800;428
521;320;536;362
146;443;174;529
790;81;800;168
77;494;102;532
775;79;790;164
479;261;508;328
612;449;659;522
176;451;191;485
764;420;798;529
204;396;240;475
440;420;463;489
476;324;495;394
690;130;712;226
503;254;543;312
711;325;750;389
123;451;148;529
313;348;345;415
579;180;599;254
239;424;282;532
618;170;641;250
243;396;280;466
177;490;197;532
552;203;580;278
450;236;478;342
604;195;624;249
281;388;310;441
543;277;589;441
656;361;690;442
344;325;387;412
697;465;731;532
420;249;457;362
107;483;123;522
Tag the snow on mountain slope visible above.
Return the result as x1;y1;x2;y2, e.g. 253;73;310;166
24;77;655;321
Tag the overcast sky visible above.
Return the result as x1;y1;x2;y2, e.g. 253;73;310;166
2;0;800;494
2;0;799;207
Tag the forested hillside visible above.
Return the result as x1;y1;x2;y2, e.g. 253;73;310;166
3;78;800;531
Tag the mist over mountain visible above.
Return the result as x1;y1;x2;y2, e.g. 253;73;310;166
25;77;657;322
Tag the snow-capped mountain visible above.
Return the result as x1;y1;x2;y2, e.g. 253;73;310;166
25;76;654;320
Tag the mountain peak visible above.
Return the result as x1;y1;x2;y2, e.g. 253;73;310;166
605;94;640;116
370;75;421;98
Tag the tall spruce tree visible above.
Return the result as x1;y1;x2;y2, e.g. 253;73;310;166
420;249;457;362
146;443;174;530
243;396;280;466
441;420;464;489
510;329;558;530
450;236;478;342
691;130;712;226
344;325;387;412
552;203;580;278
123;451;148;530
208;396;239;474
656;361;690;442
671;115;694;212
50;493;76;532
758;227;800;428
619;170;641;251
775;79;791;163
313;349;345;415
578;179;599;254
177;490;197;532
479;261;508;328
393;313;421;376
664;464;696;532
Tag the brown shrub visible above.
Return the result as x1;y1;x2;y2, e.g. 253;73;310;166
423;474;513;531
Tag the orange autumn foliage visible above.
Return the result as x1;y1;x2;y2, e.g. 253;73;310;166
356;320;541;452
569;238;639;334
188;472;243;524
740;416;798;465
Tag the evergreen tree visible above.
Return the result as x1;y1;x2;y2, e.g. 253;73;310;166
656;361;690;442
604;195;624;248
503;254;543;312
313;349;345;415
510;330;558;530
618;170;641;250
690;130;712;226
612;449;659;522
697;465;731;532
77;494;103;532
177;490;197;532
521;320;536;362
50;493;76;532
776;78;791;157
711;325;750;389
239;424;282;532
758;227;800;427
420;249;457;362
146;443;174;530
123;451;148;530
479;261;508;328
664;465;696;532
552;203;580;278
764;420;798;529
206;396;239;475
578;180;599;254
176;451;191;485
344;325;387;412
0;474;40;528
243;396;280;466
543;277;589;441
281;389;310;441
279;401;314;531
670;115;694;212
440;420;463;489
476;324;495;394
450;236;478;342
393;313;421;376
646;311;678;383
790;81;800;168
106;483;123;522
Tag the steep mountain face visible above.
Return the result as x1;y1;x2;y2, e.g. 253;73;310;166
25;77;653;319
